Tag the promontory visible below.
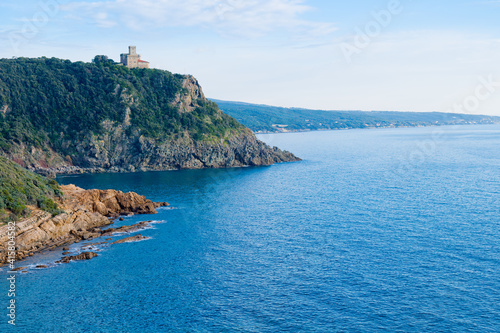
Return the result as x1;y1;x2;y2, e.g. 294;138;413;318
0;56;299;176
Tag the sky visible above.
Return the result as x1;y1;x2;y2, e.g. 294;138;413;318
1;0;500;115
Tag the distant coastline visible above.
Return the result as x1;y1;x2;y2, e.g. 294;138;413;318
252;122;498;135
213;99;500;134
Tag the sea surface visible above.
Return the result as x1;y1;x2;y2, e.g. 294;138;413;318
1;124;499;332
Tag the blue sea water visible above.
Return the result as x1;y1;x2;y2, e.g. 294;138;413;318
1;124;499;332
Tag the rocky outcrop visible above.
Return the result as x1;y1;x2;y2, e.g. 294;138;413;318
3;75;300;176
22;128;300;176
62;184;169;217
111;234;149;244
0;185;169;266
172;75;205;113
57;251;98;264
102;221;153;235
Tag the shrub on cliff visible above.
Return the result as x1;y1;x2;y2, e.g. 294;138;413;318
0;157;63;222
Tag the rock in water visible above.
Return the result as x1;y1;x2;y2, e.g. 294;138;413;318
59;252;98;264
111;234;150;244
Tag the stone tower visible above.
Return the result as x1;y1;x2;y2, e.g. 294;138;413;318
120;46;149;69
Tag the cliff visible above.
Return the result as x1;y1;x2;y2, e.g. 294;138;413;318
0;184;168;266
0;57;299;175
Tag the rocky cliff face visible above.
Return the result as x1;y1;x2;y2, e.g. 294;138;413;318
0;59;300;176
20;128;299;176
70;127;298;173
0;185;168;266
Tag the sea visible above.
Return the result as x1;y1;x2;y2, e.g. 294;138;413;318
1;124;499;332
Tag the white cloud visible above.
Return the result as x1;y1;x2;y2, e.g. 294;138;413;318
62;0;336;38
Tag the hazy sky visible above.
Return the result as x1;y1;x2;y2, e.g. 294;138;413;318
1;0;500;115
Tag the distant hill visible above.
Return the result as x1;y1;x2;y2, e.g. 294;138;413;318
212;100;500;133
0;57;298;175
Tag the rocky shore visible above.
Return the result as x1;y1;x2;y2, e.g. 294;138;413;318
0;185;168;266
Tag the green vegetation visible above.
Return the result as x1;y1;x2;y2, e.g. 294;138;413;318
0;57;244;158
0;157;63;222
213;100;500;133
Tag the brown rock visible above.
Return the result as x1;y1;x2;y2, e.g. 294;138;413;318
36;265;48;269
93;201;109;216
81;232;92;240
11;267;28;271
111;234;150;244
66;185;169;217
60;251;98;263
104;221;153;235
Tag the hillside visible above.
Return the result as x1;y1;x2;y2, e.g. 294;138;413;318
0;156;62;222
0;57;298;175
213;100;500;133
